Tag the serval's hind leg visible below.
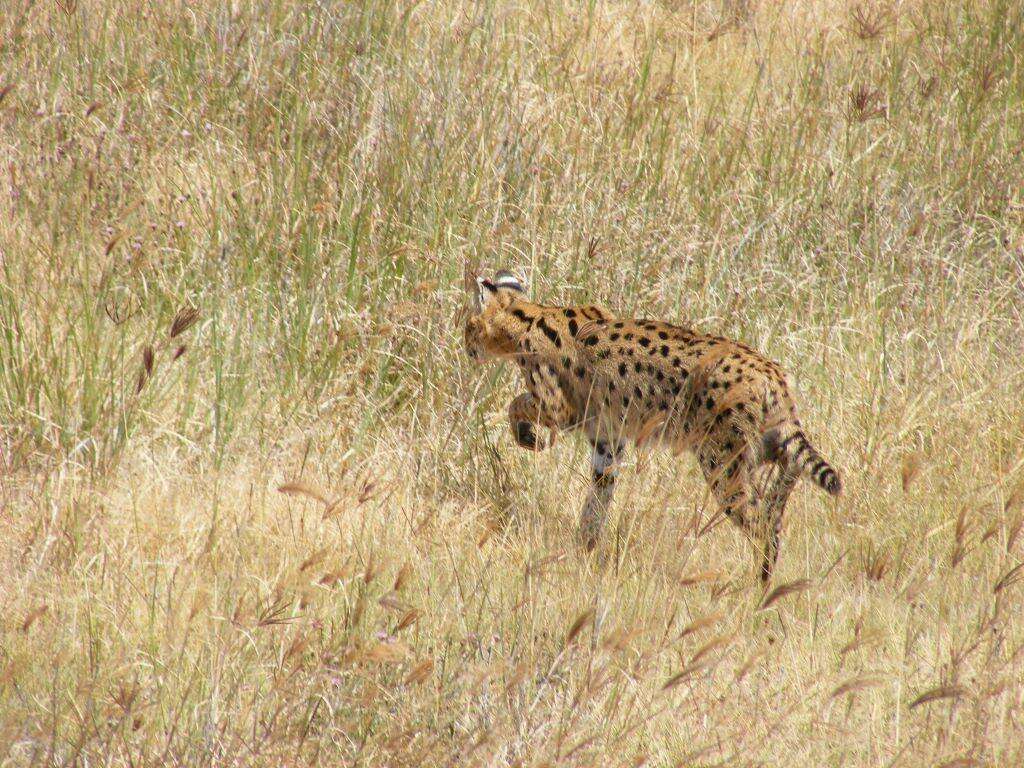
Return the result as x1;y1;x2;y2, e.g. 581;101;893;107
697;442;759;556
757;464;800;583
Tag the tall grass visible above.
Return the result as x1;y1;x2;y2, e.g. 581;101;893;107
2;0;1023;764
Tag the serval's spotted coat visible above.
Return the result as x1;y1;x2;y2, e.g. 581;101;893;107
463;270;841;582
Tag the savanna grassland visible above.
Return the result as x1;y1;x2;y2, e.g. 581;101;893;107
2;0;1024;765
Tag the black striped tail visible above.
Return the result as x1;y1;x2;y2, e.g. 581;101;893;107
763;428;841;496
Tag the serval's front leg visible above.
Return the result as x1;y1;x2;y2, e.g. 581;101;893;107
579;437;626;551
509;363;581;451
507;392;559;451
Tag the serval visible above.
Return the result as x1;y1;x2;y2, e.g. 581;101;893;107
462;269;841;582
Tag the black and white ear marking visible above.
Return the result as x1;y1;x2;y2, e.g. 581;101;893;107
494;270;526;293
476;276;499;307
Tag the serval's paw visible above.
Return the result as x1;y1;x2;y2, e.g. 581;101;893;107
512;421;551;451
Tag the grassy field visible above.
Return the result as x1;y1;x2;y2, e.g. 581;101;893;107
2;0;1024;764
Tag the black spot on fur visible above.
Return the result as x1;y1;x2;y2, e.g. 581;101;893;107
536;317;561;347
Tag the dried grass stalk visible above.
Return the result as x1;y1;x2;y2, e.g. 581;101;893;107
393;562;413;591
901;452;922;492
565;608;595;647
679;612;724;640
678;570;721;587
405;659;434;685
908;684;965;709
760;579;811;610
277;481;331;506
661;660;711;691
993;563;1023;594
829;675;884;699
363;641;410;664
20;605;48;632
395;609;421;632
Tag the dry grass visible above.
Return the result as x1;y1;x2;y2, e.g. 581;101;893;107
2;0;1024;765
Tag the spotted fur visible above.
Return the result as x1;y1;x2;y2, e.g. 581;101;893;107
463;270;841;582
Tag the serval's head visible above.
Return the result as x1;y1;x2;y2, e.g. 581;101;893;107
462;268;529;363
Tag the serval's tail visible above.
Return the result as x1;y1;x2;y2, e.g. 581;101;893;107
763;427;841;496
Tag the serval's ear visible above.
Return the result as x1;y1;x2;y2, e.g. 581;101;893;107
463;263;478;293
476;276;499;308
464;263;485;311
493;269;527;294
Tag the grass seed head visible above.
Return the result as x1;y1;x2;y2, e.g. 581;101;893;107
169;306;200;338
760;579;811;610
830;675;885;699
565;608;596;647
908;684;966;709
